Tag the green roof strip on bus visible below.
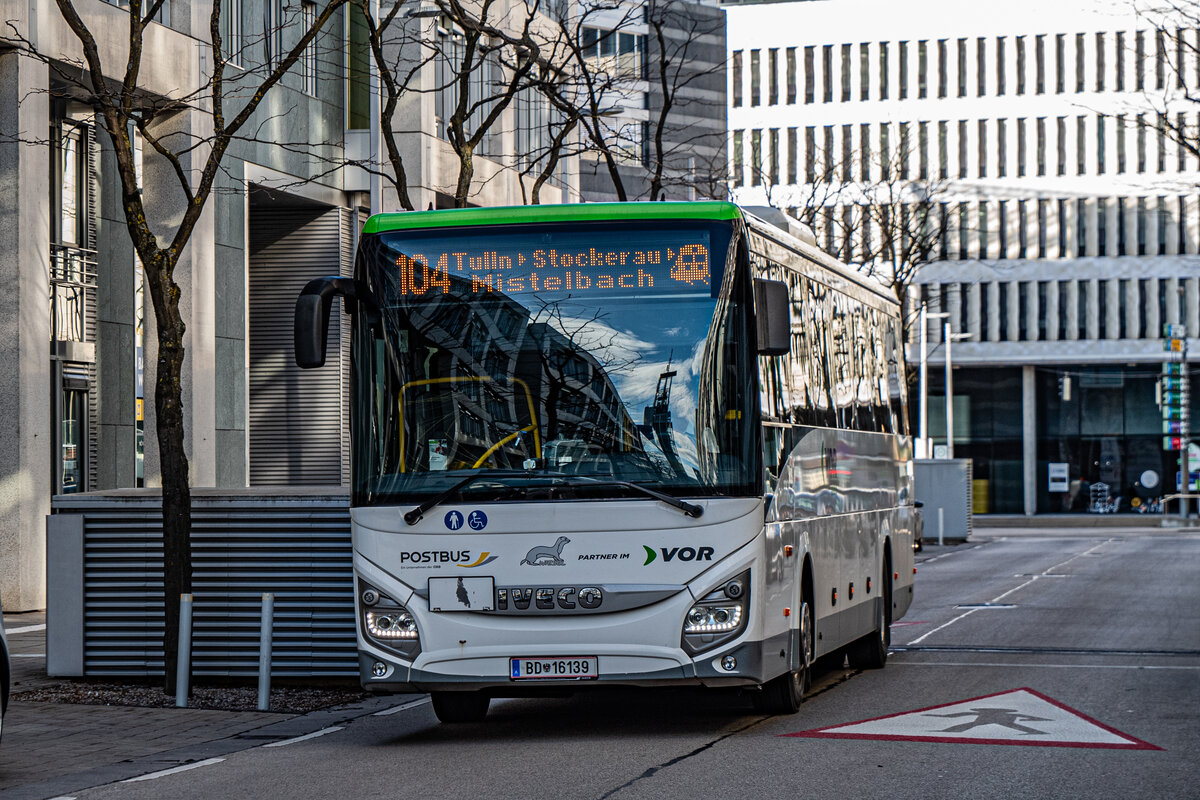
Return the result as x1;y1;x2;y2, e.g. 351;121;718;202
361;201;743;234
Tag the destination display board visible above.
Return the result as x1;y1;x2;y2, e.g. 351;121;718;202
380;229;715;299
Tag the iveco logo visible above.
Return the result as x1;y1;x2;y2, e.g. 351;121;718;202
497;586;603;611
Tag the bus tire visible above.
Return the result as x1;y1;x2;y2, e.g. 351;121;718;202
847;568;891;670
755;600;812;714
431;691;490;723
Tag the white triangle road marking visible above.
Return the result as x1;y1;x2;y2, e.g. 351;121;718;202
783;688;1160;750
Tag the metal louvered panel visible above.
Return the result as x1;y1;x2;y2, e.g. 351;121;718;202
76;493;355;677
248;206;351;486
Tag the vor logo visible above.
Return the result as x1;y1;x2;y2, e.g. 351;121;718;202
642;545;715;565
521;536;571;566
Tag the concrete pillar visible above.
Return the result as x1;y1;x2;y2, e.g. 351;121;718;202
1065;279;1080;340
1047;199;1062;260
1025;279;1040;340
1165;197;1181;255
1185;195;1199;254
1046;279;1060;340
1005;199;1021;258
1062;199;1076;258
987;281;1001;341
1023;365;1037;516
0;52;50;610
1085;198;1099;256
1146;277;1161;340
1124;278;1139;341
94;124;138;491
1105;279;1121;340
1006;280;1021;341
967;200;981;259
947;203;960;260
947;282;963;335
140;106;218;488
1146;198;1160;256
967;282;982;341
1105;197;1120;257
928;282;944;344
1086;279;1101;339
1124;198;1139;257
1022;199;1037;257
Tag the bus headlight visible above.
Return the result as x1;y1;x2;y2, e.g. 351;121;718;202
359;581;421;659
682;570;750;656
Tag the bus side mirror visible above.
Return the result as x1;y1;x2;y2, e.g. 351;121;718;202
295;276;358;369
754;278;791;356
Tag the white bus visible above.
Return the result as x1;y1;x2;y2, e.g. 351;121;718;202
295;201;916;722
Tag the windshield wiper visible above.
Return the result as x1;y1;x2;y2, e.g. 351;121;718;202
403;469;547;525
559;476;704;518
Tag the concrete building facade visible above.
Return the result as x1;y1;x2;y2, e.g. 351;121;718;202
727;0;1200;516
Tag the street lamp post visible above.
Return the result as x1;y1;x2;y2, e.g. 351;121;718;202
921;306;970;459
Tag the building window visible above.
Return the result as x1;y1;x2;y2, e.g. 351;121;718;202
1017;117;1026;177
733;130;744;185
999;200;1008;258
769;128;780;184
879;41;889;99
920;40;929;98
1097;114;1106;174
1056;116;1067;175
1018;200;1028;258
1077;115;1086;175
997;118;1006;177
938;120;948;179
1157;113;1167;172
751;49;761;106
1036;117;1046;176
1076;32;1085;93
938;39;948;98
1055;33;1065;93
957;38;967;97
977;37;986;96
1036;34;1046;93
842;124;852;180
805;126;816;182
1179;112;1188;171
861;123;872;180
302;0;318;96
978;119;987;177
1178;28;1187;89
1137;113;1146;173
1156;29;1166;90
786;47;797;104
957;119;967;178
1117;115;1126;173
787;127;798;183
731;50;742;107
880;122;890;179
1016;36;1026;94
979;203;989;259
751;129;762;185
824;125;834;180
823;45;834;102
919;120;929;179
220;0;242;66
1136;31;1145;91
1095;32;1105;91
842;43;852;101
346;1;371;129
860;42;870;100
769;48;779;105
899;41;909;99
804;46;815;103
265;0;282;69
996;36;1006;95
1116;31;1125;91
1037;199;1048;257
899;121;910;178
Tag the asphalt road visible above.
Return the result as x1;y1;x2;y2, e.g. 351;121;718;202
68;530;1200;800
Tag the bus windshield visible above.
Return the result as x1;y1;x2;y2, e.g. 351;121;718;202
351;218;758;506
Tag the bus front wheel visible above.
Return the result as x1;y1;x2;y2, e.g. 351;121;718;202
431;691;490;723
755;600;812;714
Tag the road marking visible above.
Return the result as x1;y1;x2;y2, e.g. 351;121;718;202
891;660;1200;671
907;539;1112;646
373;697;431;716
262;726;343;747
121;758;226;782
6;624;46;634
783;688;1160;750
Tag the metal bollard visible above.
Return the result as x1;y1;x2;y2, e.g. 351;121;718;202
176;594;193;708
938;507;945;547
257;593;274;711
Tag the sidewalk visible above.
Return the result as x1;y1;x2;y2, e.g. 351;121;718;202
0;611;400;800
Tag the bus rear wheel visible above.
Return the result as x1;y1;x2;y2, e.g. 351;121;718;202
431;691;490;723
847;567;891;670
755;600;812;714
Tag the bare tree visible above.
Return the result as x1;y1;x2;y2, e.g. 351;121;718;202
13;0;348;692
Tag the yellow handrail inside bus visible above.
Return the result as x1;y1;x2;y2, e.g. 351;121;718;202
397;375;542;472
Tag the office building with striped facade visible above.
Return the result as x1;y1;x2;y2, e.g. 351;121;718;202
727;0;1200;516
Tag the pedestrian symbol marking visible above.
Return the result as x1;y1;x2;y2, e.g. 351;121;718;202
444;511;464;530
783;688;1161;750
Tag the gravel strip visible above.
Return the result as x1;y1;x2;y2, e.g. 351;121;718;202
14;682;371;714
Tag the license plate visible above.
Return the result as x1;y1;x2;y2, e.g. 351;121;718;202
428;576;494;611
510;656;599;680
